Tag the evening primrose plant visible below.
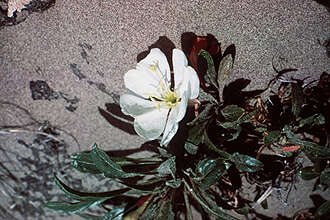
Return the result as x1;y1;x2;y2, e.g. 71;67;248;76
45;35;330;219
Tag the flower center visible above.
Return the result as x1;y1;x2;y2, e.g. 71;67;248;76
147;62;181;110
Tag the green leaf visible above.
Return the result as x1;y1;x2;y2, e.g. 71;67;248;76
183;179;238;220
221;105;244;122
165;178;182;188
299;114;325;128
235;206;249;215
156;198;175;220
298;166;320;180
76;213;103;220
157;156;176;179
187;103;214;126
198;49;218;88
195;158;227;189
231;152;263;172
71;152;102;174
103;206;125;220
187;121;208;145
282;125;296;139
204;131;231;159
263;130;281;146
217;53;233;88
320;168;330;186
288;139;330;160
228;125;242;141
184;142;198;155
91;144;142;178
54;175;131;201
139;199;160;220
316;200;330;217
45;200;105;214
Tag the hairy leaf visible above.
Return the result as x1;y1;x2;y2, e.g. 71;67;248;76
231;152;263;172
198;50;218;88
54;175;131;201
217;53;233;88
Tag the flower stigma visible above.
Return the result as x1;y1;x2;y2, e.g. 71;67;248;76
147;62;181;111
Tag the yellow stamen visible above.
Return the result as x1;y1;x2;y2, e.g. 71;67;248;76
146;61;181;111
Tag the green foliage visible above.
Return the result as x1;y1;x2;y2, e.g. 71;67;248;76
92;144;143;178
47;39;329;220
230;152;264;172
195;158;227;189
198;50;218;89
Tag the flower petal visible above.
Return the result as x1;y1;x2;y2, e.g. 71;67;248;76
173;49;188;89
185;66;200;99
124;69;161;98
176;87;190;122
134;108;169;140
160;108;179;146
120;93;156;117
139;48;171;84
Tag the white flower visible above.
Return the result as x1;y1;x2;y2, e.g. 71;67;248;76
120;48;200;146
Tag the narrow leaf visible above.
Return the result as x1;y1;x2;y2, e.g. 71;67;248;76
54;175;131;201
71;152;102;174
45;200;104;214
91;144;142;178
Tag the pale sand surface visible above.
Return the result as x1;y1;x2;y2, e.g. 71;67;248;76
0;0;329;219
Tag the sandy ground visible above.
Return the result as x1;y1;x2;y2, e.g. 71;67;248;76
1;0;330;219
